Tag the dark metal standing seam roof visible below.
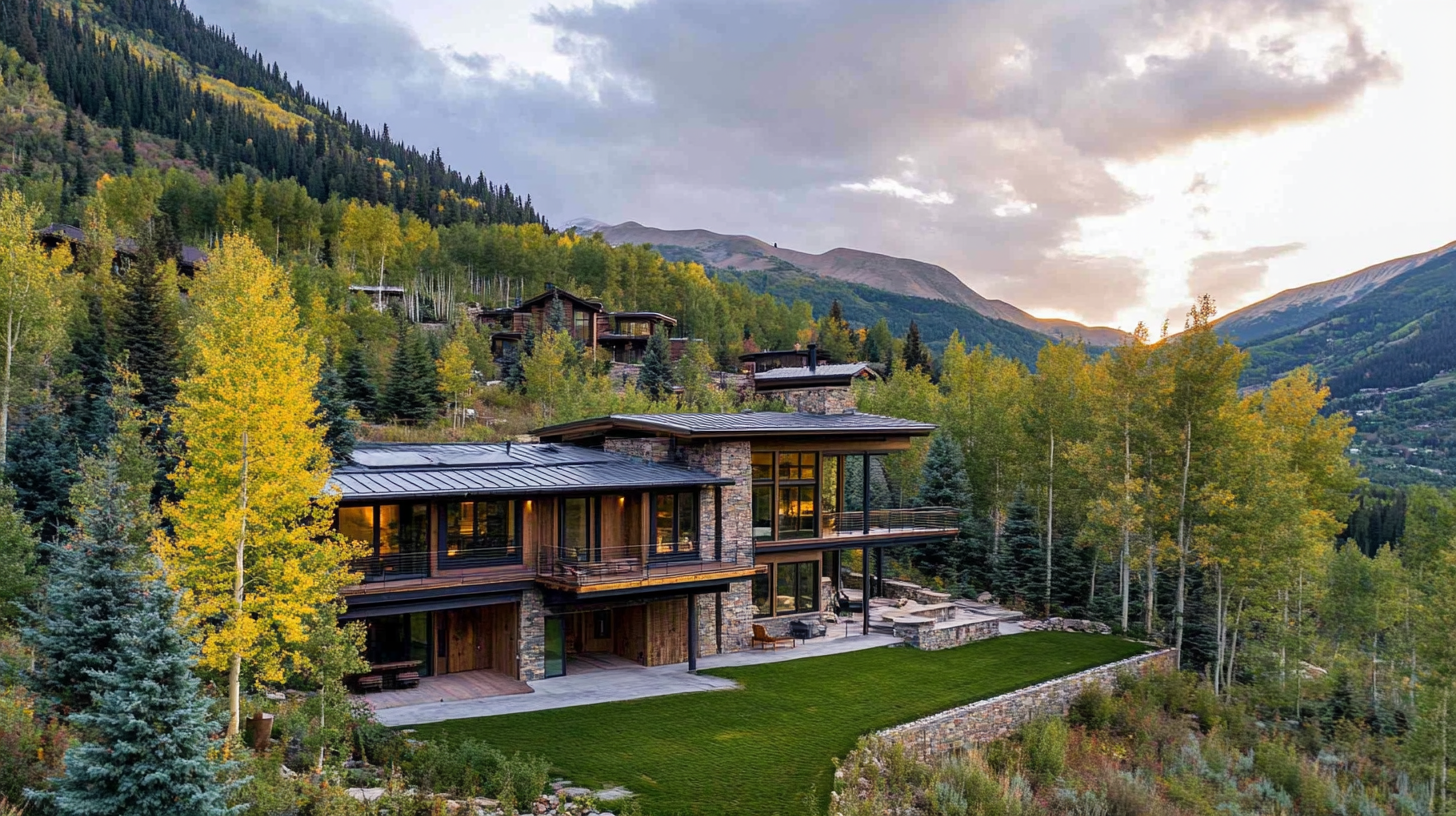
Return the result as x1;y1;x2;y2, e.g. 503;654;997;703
534;411;937;439
328;442;733;501
753;363;877;381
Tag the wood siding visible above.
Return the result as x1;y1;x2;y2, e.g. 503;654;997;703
442;603;519;677
646;598;689;667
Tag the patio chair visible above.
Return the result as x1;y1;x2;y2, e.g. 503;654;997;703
752;624;795;651
356;675;383;693
394;671;420;689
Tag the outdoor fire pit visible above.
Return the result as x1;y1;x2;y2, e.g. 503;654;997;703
788;619;826;642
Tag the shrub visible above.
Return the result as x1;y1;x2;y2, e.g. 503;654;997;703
1069;685;1117;731
354;721;407;767
1020;716;1069;784
1253;739;1303;799
0;686;66;805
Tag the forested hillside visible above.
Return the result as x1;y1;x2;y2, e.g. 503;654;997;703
710;267;1050;366
1242;251;1456;486
1;0;543;228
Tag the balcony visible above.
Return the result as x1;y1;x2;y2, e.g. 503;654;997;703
345;545;530;594
535;545;758;593
755;506;960;551
822;507;961;536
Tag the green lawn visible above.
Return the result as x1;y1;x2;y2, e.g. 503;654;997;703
410;633;1148;816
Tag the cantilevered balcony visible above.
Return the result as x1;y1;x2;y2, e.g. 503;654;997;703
535;545;758;594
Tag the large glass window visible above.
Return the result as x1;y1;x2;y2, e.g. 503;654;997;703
442;499;520;569
752;573;771;617
339;503;429;581
751;452;820;541
754;561;819;618
561;498;589;560
573;310;592;341
653;491;698;558
364;612;432;676
617;319;653;336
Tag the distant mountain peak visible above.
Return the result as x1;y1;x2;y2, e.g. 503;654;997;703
589;220;1130;345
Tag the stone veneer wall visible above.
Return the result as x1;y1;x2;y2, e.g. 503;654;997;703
605;437;757;655
878;649;1178;758
893;618;1000;651
517;588;547;681
680;440;755;654
776;386;855;415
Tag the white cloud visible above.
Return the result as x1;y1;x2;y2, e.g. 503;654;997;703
838;178;955;206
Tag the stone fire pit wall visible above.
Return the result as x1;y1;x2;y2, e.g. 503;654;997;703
877;648;1178;758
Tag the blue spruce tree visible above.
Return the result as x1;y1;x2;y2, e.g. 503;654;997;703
40;576;239;816
23;459;144;712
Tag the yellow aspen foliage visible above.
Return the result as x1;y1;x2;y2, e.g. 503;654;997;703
156;234;362;732
436;336;474;429
0;190;72;465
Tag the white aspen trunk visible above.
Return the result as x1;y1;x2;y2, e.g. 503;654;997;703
1;307;12;466
1280;589;1288;693
1174;421;1192;662
1226;596;1244;695
1045;430;1054;617
1444;689;1450;814
1087;545;1099;609
229;431;250;737
1296;569;1304;719
1120;425;1131;633
1213;565;1225;696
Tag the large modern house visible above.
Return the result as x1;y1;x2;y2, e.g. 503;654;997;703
478;285;682;364
332;403;958;686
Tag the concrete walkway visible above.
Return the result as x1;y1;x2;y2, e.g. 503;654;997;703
375;631;900;727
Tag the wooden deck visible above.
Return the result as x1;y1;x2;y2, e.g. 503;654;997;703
356;669;532;710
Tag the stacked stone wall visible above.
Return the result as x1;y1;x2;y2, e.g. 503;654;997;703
776;386;856;415
517;589;547;681
893;618;1000;650
878;649;1178;757
603;437;672;464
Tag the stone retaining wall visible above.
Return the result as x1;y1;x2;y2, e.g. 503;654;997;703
893;618;999;651
878;648;1178;757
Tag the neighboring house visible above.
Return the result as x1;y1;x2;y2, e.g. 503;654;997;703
332;398;958;683
752;351;879;415
476;284;683;364
349;284;408;310
739;348;823;374
38;223;209;277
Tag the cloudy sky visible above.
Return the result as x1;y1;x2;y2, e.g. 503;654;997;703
188;0;1454;331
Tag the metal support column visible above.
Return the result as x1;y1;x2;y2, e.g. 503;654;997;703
687;592;699;671
875;547;885;596
862;545;872;636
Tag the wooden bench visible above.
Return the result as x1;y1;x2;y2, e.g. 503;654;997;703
393;671;420;689
356;675;383;693
751;623;795;651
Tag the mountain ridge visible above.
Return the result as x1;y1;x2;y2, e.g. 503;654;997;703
1215;240;1456;345
575;219;1131;346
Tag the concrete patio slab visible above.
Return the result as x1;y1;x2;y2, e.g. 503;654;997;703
374;630;900;726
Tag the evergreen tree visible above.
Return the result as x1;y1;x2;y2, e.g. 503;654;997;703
913;433;973;577
991;497;1042;607
118;229;183;410
501;342;525;393
379;327;441;422
23;459;144;712
40;576;238;816
6;405;80;539
638;328;674;400
63;291;115;454
546;292;567;333
0;483;39;623
902;321;930;373
120;115;137;165
314;360;358;463
339;344;378;420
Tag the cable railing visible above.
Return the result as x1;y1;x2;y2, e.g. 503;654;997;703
819;506;961;537
350;544;524;584
536;543;753;587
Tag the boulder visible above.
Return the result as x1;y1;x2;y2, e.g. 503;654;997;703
346;788;387;803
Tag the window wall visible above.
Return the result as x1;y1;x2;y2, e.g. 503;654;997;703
442;499;520;569
364;612;432;675
338;503;430;580
752;452;820;541
653;490;699;559
751;559;820;618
